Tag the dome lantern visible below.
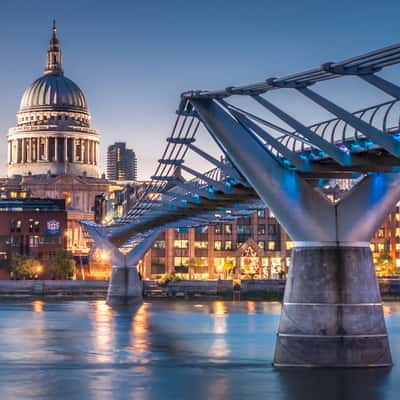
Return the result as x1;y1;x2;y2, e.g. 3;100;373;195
44;20;63;76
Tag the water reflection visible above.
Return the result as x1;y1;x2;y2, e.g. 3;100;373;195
130;302;150;355
277;368;391;400
32;300;44;313
0;301;398;400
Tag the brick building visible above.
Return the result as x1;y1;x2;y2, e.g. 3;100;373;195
0;198;67;278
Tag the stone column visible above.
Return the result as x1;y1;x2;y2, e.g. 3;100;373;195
64;137;68;162
45;137;49;161
80;139;84;162
27;139;31;163
37;137;41;161
72;139;76;162
54;137;58;162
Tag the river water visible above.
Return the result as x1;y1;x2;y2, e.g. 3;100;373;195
0;300;399;400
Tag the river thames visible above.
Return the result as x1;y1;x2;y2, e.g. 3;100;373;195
0;300;399;400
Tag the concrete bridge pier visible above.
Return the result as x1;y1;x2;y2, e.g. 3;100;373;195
107;261;143;306
83;224;160;307
192;98;400;367
274;244;391;367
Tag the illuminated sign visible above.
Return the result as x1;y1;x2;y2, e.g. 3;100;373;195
46;220;61;235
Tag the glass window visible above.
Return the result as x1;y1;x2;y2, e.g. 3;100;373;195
153;240;165;249
370;243;376;251
152;257;165;265
268;224;277;235
174;257;189;266
377;243;385;252
237;225;251;235
257;224;265;235
257;240;265;250
224;240;233;250
261;257;268;267
28;219;34;233
268;241;276;251
377;229;385;238
224;224;232;235
396;214;400;222
286;241;294;250
395;243;400;251
29;236;40;248
396;228;400;237
214;240;222;251
257;209;265;219
215;224;222;234
195;241;208;249
174;240;188;249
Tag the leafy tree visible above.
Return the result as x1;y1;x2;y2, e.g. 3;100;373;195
50;248;76;279
10;255;41;279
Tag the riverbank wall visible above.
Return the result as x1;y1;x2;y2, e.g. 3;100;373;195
0;279;399;300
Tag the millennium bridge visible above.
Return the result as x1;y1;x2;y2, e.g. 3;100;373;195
83;44;400;368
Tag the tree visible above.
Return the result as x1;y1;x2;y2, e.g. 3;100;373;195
50;248;76;279
10;255;41;279
375;254;395;277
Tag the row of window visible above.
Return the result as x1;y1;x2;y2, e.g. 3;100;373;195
214;223;278;235
161;239;294;251
10;219;41;233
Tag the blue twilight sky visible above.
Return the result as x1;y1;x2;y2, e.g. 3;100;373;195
0;0;399;179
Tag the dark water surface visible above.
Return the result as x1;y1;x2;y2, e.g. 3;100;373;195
0;300;399;400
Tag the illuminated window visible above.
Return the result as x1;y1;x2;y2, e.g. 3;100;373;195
268;241;276;251
214;240;222;251
224;240;233;250
396;228;400;237
269;211;275;219
370;243;376;251
153;240;165;249
257;241;265;250
396;214;400;222
286;241;294;250
215;224;222;234
396;259;400;268
173;257;189;266
396;244;400;252
378;229;385;238
174;240;188;249
261;258;269;267
257;209;265;219
257;224;266;235
377;243;385;252
195;241;208;249
224;224;232;234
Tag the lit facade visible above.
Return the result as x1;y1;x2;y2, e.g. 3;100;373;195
140;208;292;280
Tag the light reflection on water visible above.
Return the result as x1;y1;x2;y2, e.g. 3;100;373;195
0;300;398;400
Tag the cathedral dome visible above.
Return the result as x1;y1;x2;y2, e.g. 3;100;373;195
19;74;88;113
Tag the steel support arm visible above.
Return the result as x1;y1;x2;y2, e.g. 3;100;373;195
360;74;400;100
191;98;335;242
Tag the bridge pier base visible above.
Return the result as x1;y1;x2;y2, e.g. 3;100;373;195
274;245;392;367
107;264;143;306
